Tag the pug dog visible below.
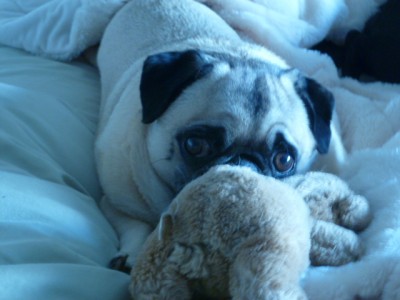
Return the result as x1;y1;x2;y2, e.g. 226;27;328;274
95;0;359;269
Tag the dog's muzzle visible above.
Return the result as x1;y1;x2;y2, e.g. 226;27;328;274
227;154;266;174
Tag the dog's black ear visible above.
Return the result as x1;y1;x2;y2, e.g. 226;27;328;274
140;50;214;124
295;76;334;154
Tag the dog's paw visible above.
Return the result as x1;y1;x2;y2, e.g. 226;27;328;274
109;254;132;274
310;219;362;266
285;172;371;231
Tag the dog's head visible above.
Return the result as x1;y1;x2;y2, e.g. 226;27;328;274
140;49;334;193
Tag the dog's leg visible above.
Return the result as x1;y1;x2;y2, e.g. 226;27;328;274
99;196;153;271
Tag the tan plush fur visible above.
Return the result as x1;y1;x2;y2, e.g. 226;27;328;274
284;172;371;266
130;165;312;300
130;167;372;300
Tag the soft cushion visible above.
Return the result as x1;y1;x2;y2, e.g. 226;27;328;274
0;45;130;300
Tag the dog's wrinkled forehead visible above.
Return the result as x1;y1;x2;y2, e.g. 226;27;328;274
200;54;292;122
140;49;334;154
140;49;282;123
212;52;277;99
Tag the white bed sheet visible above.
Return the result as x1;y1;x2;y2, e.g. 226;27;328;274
0;45;130;300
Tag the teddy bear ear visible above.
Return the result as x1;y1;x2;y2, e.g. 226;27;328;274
158;213;174;241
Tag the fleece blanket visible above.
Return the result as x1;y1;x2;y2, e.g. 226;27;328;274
0;0;399;299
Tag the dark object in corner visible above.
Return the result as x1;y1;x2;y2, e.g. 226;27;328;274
314;0;400;83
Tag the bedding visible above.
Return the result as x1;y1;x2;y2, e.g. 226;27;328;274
0;0;400;299
0;45;130;299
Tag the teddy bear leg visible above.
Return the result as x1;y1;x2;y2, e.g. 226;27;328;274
228;242;308;300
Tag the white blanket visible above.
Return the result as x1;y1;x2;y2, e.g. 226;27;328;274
1;0;399;299
0;0;126;60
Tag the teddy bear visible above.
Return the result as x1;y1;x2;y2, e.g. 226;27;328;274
284;172;371;267
130;165;371;300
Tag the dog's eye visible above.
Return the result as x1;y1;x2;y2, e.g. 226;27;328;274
272;151;295;174
184;137;211;157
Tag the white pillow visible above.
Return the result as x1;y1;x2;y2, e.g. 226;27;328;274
0;45;130;300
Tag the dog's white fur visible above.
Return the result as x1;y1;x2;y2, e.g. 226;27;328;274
95;0;373;276
96;0;317;263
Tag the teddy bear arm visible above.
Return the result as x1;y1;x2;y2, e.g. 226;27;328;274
130;232;193;300
285;172;371;231
332;193;371;231
167;242;209;279
310;219;362;266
